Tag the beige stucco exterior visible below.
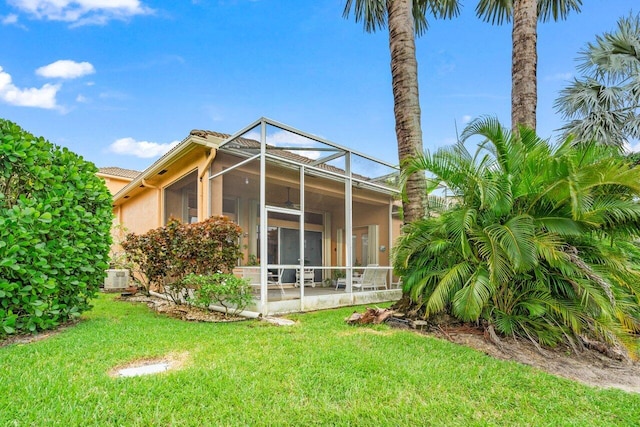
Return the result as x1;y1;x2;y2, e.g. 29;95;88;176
97;173;134;195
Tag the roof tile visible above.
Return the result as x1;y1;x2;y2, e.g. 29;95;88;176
98;167;141;179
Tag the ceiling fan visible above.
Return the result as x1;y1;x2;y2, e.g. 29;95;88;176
284;187;299;209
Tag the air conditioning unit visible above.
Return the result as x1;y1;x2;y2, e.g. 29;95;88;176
104;269;130;290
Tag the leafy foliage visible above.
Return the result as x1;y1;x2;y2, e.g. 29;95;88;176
121;216;243;299
184;273;252;317
555;13;640;148
394;117;640;356
0;119;113;336
475;0;582;25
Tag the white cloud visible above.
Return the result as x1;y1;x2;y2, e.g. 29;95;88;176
0;66;60;109
2;13;19;24
36;60;95;79
2;13;27;29
545;72;573;82
76;94;88;103
108;137;180;158
461;115;472;124
8;0;153;26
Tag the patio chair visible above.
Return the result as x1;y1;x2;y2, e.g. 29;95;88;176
268;268;286;296
352;265;387;291
295;268;315;287
242;267;285;296
334;268;364;290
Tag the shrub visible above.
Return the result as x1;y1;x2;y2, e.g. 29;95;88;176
184;273;252;317
121;216;243;299
0;119;113;336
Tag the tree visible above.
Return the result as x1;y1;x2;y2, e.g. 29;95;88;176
343;0;460;223
476;0;582;131
0;119;113;336
394;117;640;356
555;13;640;149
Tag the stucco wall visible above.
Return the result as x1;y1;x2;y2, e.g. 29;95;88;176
99;175;132;195
120;188;161;234
115;145;212;235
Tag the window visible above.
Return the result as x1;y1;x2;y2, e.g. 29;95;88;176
164;170;198;224
223;198;238;222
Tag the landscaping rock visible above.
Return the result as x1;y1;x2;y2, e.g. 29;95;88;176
262;316;295;326
410;320;429;330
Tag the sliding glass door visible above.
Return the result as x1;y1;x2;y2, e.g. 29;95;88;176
269;226;322;283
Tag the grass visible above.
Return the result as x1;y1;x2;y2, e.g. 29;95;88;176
1;294;639;426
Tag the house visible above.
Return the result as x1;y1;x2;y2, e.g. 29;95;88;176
102;118;403;315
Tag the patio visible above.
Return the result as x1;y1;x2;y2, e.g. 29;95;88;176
262;282;402;300
210;118;403;315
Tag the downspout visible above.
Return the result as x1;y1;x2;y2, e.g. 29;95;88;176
199;148;217;221
116;205;122;225
142;179;162;227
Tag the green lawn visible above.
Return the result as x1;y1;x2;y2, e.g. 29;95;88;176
1;294;638;426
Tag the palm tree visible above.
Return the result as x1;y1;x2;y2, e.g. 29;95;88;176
343;0;460;223
394;116;640;355
476;0;582;131
555;13;640;149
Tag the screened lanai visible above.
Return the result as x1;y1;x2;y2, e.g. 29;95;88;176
208;118;403;315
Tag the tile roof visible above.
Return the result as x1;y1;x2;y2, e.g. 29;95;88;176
98;166;141;179
190;129;231;140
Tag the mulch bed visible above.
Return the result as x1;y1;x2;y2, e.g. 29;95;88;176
118;294;247;322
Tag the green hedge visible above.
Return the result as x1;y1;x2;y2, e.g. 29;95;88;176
0;119;113;335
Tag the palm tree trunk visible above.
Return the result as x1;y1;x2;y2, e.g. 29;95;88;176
388;0;426;224
511;0;537;131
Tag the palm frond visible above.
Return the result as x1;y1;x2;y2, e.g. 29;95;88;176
533;232;568;268
533;217;583;236
472;228;513;285
452;266;493;321
537;0;582;23
578;13;640;79
414;0;461;36
343;0;387;33
475;0;512;25
484;215;537;272
425;261;473;315
443;207;477;259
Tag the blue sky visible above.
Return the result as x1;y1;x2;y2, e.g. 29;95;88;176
0;0;637;172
